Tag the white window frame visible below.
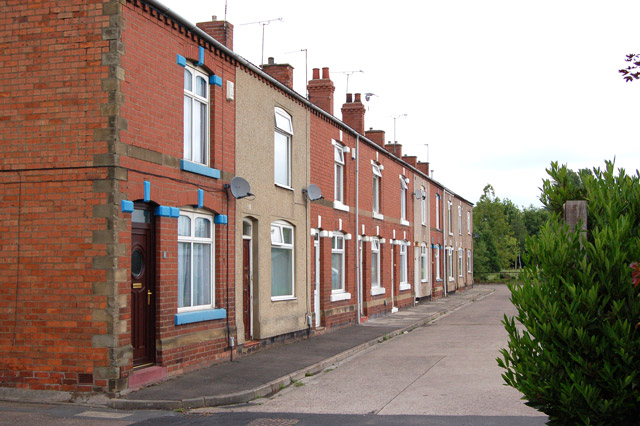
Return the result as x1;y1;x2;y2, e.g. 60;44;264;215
400;176;409;225
372;164;382;216
270;221;295;300
177;210;215;312
420;244;428;282
332;234;345;293
421;187;427;226
458;248;463;277
183;65;210;166
435;246;441;280
467;211;471;234
448;201;453;236
467;249;472;273
435;195;440;229
399;242;410;290
274;107;293;187
458;205;462;235
371;238;384;295
447;247;454;281
334;144;345;204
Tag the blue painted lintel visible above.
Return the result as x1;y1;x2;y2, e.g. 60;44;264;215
154;205;180;218
196;46;205;66
214;214;228;225
121;200;134;213
143;181;150;202
177;54;186;67
198;189;204;208
209;74;222;87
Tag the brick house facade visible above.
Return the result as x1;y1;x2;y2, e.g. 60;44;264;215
0;0;473;395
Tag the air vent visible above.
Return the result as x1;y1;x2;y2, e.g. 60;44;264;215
78;373;93;384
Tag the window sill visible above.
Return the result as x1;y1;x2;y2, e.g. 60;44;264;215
401;219;410;227
399;283;411;291
174;308;226;325
372;212;384;220
271;296;296;302
421;223;427;227
333;201;350;212
421;279;429;283
330;292;351;302
180;160;220;179
371;287;386;296
274;183;294;191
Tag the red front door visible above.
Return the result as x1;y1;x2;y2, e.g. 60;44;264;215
131;205;156;367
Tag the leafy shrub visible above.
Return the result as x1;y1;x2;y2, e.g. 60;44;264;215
498;162;640;424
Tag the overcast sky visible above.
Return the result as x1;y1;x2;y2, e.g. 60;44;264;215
158;0;640;207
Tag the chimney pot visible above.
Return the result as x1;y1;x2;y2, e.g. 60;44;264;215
346;93;353;103
268;57;275;65
354;93;361;102
322;67;330;79
312;68;320;79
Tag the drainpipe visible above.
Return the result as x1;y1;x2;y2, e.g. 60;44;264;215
442;191;448;297
355;135;361;324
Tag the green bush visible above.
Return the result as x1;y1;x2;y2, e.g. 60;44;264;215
498;162;640;424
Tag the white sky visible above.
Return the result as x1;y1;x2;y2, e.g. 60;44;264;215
158;0;640;207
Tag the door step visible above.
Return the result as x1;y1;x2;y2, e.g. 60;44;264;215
241;340;261;354
129;365;167;391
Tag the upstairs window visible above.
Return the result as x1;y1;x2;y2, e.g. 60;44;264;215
400;177;407;221
274;108;293;187
183;66;209;165
467;211;471;234
435;195;440;229
334;144;345;203
372;164;382;215
447;201;453;235
458;205;462;234
420;187;427;226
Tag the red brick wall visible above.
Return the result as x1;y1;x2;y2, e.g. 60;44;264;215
0;0;112;392
309;107;416;328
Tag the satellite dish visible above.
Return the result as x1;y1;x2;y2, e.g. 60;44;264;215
229;176;253;199
303;184;323;201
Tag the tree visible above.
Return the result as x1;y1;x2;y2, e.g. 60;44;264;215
619;53;640;82
498;161;640;424
473;184;519;276
522;205;550;239
539;161;592;215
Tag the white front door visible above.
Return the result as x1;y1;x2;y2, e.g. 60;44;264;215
314;236;320;327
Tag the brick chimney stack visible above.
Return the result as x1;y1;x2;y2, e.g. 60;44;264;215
307;67;335;115
402;155;417;168
385;142;402;157
417;161;430;177
196;16;233;50
262;57;294;89
365;129;385;148
341;93;365;135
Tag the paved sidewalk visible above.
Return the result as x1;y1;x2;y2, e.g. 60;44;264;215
109;286;496;410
